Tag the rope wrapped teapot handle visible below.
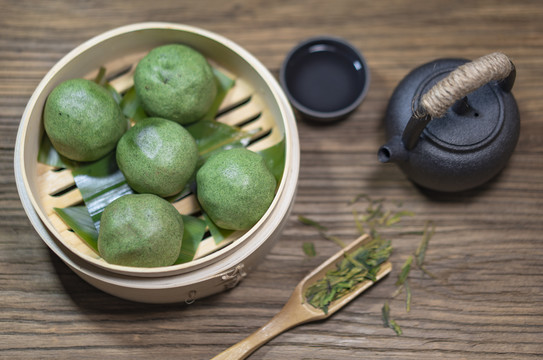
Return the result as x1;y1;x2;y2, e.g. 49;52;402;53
403;52;516;150
420;52;514;118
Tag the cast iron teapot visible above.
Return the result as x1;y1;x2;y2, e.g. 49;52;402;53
378;52;519;192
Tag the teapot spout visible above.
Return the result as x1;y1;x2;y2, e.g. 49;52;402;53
378;136;408;163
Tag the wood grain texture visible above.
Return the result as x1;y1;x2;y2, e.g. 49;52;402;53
1;0;542;359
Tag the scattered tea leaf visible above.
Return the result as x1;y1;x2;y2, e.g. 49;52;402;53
302;242;316;257
399;230;425;236
416;220;435;269
298;215;328;232
351;197;415;240
352;209;365;234
382;301;403;335
386;210;415;226
303;194;437;336
298;215;347;248
349;193;384;206
381;300;391;325
389;318;402;335
320;232;347;249
405;280;412;313
395;255;413;287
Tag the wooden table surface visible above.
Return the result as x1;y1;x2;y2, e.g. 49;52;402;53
2;0;542;359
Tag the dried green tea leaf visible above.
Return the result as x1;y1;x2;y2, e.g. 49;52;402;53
405;280;412;313
298;215;328;232
381;300;391;325
382;301;403;335
395;255;413;287
298;215;347;247
363;201;384;223
302;242;316;257
305;194;437;334
400;230;425;236
304;237;392;313
414;221;438;279
350;195;415;246
349;193;384;206
415;220;435;268
348;193;370;205
352;209;366;234
386;210;415;226
320;233;347;248
389;318;403;335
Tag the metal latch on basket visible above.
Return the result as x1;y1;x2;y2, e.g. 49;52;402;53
221;263;247;289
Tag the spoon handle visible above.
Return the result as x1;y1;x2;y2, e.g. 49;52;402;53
211;287;313;360
212;235;388;359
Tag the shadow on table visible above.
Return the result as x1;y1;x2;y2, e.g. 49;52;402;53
48;250;230;314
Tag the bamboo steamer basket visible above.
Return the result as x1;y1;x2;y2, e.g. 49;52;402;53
14;22;299;303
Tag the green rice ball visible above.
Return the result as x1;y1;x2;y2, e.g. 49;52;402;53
116;117;199;198
98;194;184;267
196;148;276;230
134;44;217;125
44;78;127;162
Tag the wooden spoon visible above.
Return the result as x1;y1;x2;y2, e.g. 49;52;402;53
212;234;392;359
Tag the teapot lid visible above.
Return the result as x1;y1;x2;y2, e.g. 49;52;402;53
414;63;505;150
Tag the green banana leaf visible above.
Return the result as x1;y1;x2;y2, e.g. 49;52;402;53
71;151;133;228
203;213;235;245
54;206;99;252
257;137;286;184
175;215;207;264
203;67;236;121
119;86;146;122
38;135;80;169
186;119;259;168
